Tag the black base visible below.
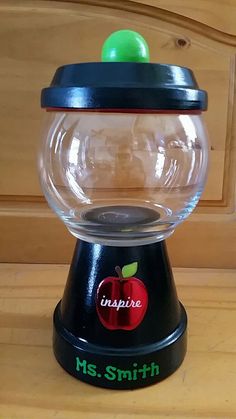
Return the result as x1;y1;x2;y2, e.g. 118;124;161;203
53;301;187;389
52;239;188;389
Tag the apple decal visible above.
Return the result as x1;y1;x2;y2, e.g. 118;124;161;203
96;262;148;331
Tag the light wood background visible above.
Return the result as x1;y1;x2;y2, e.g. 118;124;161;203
0;0;236;267
1;263;236;418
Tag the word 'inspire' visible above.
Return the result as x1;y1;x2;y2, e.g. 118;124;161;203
100;295;142;311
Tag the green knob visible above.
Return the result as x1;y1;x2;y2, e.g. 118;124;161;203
101;30;150;63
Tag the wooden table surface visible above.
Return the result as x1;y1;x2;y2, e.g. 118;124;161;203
0;264;236;419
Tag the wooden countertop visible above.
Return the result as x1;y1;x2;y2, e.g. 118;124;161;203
0;264;236;418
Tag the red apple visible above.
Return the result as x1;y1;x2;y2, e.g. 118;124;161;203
96;262;148;330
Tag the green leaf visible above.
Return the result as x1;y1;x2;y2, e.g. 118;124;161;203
122;262;138;278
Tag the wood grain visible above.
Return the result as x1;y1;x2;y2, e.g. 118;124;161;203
0;263;236;418
1;209;236;268
0;0;235;266
0;0;234;201
130;0;236;37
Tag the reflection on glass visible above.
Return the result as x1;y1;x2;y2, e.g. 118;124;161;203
39;112;209;244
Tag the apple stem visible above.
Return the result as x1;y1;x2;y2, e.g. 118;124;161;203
115;266;123;279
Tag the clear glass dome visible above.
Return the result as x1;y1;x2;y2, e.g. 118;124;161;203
39;111;209;245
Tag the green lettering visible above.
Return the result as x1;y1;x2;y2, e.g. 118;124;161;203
76;357;87;374
132;363;138;380
150;362;159;376
117;369;132;381
87;363;97;377
104;365;117;381
138;364;150;379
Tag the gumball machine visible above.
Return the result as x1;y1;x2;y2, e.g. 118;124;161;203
39;30;208;389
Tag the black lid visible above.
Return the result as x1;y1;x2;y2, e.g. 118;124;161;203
41;62;207;111
41;30;207;111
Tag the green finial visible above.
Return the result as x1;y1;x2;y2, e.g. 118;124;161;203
101;30;150;63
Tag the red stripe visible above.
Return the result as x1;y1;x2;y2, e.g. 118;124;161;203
45;108;202;114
